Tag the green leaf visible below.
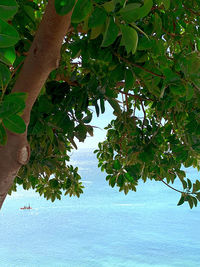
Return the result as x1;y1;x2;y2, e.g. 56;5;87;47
110;175;116;187
82;113;92;123
0;0;18;20
124;172;134;182
0;46;16;65
125;69;135;90
23;5;36;23
162;68;180;82
38;95;53;113
69;138;78;149
138;151;149;163
94;101;100;117
90;24;104;39
101;17;119;47
49;179;59;188
0;18;19;47
86;125;93;136
102;1;115;12
120;24;138;54
119;3;141;23
137;36;153;50
192;196;198;207
100;98;105;114
16;177;24;185
0;92;27;117
170;85;186;96
187;178;192;190
117;174;124;187
187;196;194;209
0;101;24;118
181;180;187;189
113;159;121;170
4;92;27;102
0;62;10;86
107;98;121;115
152;13;162;36
124;186;129;195
88;7;107;28
71;0;92;23
162;0;170;10
0;123;7;145
110;65;124;83
196;192;200;202
55;0;75;15
176;170;185;179
75;123;87;142
46;126;54;143
119;0;153;23
186;84;194;101
195;180;200;191
58;115;74;134
3;114;26;134
177;194;185;206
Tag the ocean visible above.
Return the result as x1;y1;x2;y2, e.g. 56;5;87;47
0;148;200;267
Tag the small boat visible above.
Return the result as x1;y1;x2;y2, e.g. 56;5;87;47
20;204;32;210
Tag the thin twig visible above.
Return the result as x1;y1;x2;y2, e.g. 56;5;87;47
162;28;178;38
125;92;128;112
10;60;24;79
160;178;183;194
140;100;146;139
114;52;165;79
158;176;184;194
183;5;200;16
118;90;153;102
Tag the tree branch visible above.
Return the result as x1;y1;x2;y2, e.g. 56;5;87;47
0;0;73;209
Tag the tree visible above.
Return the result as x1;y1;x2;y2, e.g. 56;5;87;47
0;0;200;209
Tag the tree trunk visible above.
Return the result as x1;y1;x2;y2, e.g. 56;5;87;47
0;0;72;209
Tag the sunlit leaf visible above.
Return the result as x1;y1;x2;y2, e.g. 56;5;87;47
101;17;119;47
0;46;16;65
3;114;26;134
120;24;138;54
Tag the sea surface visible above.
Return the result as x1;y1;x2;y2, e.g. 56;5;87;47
0;148;200;267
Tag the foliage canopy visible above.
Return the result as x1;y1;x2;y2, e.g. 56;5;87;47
1;0;200;208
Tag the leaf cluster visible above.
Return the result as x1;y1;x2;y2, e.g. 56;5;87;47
1;0;200;207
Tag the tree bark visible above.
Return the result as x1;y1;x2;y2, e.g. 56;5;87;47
0;0;72;209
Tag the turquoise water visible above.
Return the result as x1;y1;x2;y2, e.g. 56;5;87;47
1;149;200;267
